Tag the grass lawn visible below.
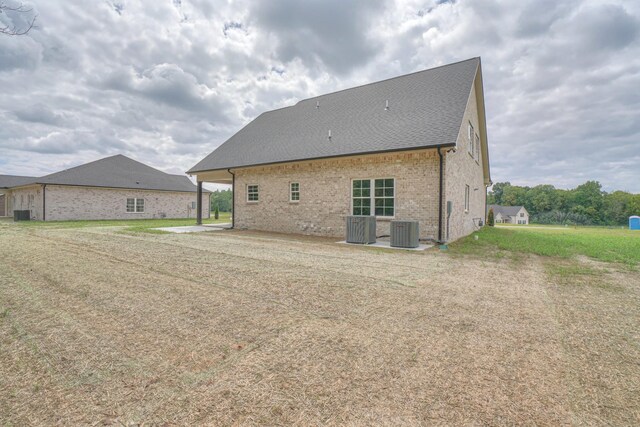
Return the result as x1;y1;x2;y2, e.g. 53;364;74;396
2;212;231;233
1;222;638;425
450;224;640;266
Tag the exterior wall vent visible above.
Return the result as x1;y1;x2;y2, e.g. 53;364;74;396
346;215;376;244
390;220;419;248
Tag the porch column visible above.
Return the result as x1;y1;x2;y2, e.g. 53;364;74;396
196;181;203;225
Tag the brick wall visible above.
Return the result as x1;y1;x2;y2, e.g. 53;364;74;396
38;185;209;221
8;185;43;220
443;78;487;241
234;149;442;240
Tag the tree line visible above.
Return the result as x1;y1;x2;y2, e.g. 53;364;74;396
210;189;232;212
488;181;640;226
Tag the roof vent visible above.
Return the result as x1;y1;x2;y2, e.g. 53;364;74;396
385;100;389;110
316;100;320;109
328;130;332;141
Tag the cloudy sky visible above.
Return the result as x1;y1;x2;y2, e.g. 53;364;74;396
1;0;639;192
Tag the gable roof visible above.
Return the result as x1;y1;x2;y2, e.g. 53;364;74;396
0;175;38;189
189;58;482;174
489;205;526;218
8;155;204;192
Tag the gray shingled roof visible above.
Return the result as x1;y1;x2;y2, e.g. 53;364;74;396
0;175;38;189
23;155;203;192
489;205;525;218
189;58;480;173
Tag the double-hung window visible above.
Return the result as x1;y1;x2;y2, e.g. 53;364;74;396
247;184;259;202
290;182;300;202
468;122;474;156
352;178;395;217
127;198;144;213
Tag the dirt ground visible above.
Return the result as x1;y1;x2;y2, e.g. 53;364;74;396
0;223;638;425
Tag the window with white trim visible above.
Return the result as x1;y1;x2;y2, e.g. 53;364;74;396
290;182;300;202
247;184;259;202
475;133;480;160
126;198;144;213
352;178;395;217
464;185;470;212
468;122;474;156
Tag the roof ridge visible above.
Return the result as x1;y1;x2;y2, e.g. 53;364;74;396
296;57;480;104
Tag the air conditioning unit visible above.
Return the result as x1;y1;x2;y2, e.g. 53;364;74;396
13;210;30;221
390;220;419;248
346;216;376;244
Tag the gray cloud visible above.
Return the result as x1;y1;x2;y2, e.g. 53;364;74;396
252;0;386;75
0;0;638;193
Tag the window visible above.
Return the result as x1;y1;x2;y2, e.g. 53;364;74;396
464;185;470;212
352;178;395;217
475;133;480;160
468;122;474;156
352;179;371;216
191;201;197;209
126;198;144;213
290;182;300;202
247;184;259;202
520;212;524;217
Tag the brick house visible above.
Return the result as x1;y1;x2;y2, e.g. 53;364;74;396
189;58;491;242
1;155;210;221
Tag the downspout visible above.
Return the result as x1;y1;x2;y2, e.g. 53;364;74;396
42;184;46;221
437;148;444;243
227;168;235;229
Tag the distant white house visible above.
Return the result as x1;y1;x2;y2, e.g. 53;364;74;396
489;205;529;224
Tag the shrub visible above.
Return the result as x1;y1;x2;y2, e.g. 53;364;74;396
487;208;495;226
214;205;219;220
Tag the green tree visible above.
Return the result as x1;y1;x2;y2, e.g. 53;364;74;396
487;208;494;226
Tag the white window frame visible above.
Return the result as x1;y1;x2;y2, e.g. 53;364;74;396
126;198;145;213
475;133;480;161
290;182;300;202
468;122;474;157
464;185;470;213
247;184;259;202
351;178;395;218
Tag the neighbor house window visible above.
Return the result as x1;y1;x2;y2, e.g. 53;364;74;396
191;201;196;209
247;184;259;202
464;185;470;212
352;178;395;217
475;133;480;160
290;182;300;202
126;198;144;213
520;213;524;217
468;122;474;156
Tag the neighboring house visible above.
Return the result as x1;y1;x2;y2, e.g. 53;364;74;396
489;205;529;224
0;175;38;217
1;155;210;221
188;57;491;242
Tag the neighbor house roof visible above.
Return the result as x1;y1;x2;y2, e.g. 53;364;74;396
489;205;526;218
189;57;483;174
8;155;205;192
0;175;38;189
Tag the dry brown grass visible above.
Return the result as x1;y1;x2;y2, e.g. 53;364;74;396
0;223;638;425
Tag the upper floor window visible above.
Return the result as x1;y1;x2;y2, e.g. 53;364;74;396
468;122;474;156
247;184;259;202
290;182;300;202
475;133;480;160
464;185;470;212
